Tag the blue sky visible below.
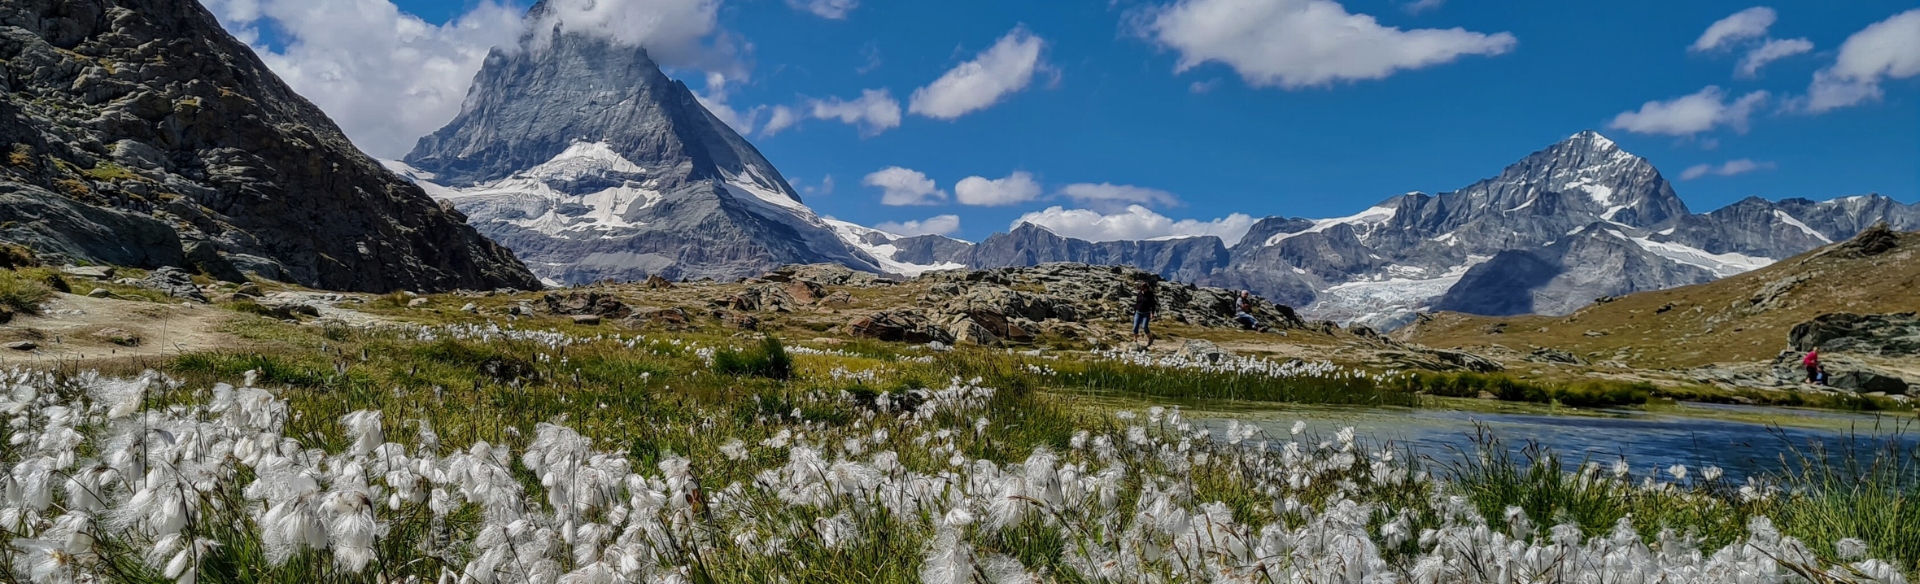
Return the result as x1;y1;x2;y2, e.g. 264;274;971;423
217;0;1919;243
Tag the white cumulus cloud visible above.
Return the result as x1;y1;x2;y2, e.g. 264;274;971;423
202;0;524;158
1691;7;1776;53
1608;86;1769;136
806;89;903;136
205;0;747;158
786;0;857;19
527;0;740;75
1014;206;1257;245
1137;0;1516;89
1678;159;1775;180
908;28;1048;119
760;105;801;137
1737;37;1813;77
864;167;947;206
1802;9;1920;113
875;215;962;237
1060;183;1181;211
954;172;1043;206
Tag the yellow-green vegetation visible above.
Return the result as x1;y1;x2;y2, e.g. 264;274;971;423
0;243;37;270
82;160;143;182
7;144;33;168
0;269;53;314
52;177;91;197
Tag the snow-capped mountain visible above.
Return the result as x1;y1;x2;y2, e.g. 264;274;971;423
397;0;885;285
944;132;1918;329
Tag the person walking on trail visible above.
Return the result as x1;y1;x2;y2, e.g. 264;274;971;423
1132;280;1158;348
1804;347;1823;385
1234;290;1261;330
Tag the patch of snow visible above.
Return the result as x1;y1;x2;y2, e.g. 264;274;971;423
1657;227;1675;236
1302;257;1491;329
523;141;647;180
823;219;965;277
1430;232;1460;245
1505;196;1538;213
1264;205;1398;247
721;164;810;213
1772;210;1831;243
1627;236;1774;279
1601;204;1630;220
379;159;436;180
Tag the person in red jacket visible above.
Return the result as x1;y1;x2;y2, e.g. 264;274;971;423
1803;347;1822;384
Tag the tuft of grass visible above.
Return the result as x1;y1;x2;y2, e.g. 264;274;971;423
0;270;54;314
82;161;142;182
0;243;38;270
713;336;795;380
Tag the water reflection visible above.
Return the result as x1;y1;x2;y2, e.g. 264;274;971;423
1208;403;1920;481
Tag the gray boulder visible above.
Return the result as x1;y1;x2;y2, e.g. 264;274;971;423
138;266;206;303
1789;313;1920;356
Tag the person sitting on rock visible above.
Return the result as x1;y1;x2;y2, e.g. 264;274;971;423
1803;347;1822;384
1234;291;1262;330
1132;279;1158;348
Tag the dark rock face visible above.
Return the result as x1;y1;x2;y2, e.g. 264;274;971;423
1434;226;1718;316
1789;313;1920;356
403;1;882;284
0;0;538;292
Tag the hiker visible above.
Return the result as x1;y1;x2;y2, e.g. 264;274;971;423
1803;347;1822;384
1234;291;1261;330
1132;279;1157;348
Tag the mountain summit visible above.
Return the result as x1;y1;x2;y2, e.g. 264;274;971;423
402;1;883;284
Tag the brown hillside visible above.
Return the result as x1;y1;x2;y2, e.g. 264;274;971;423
1399;225;1920;369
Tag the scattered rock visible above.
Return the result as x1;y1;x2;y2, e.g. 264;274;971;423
138;267;208;303
407;298;430;308
1582;330;1607;337
644;275;674;290
87;288;111;298
949;319;1001;347
1176;339;1233;364
846;310;952;344
542;291;631;318
626;307;693;330
60;265;115;280
1527;348;1585;365
1789;313;1920;356
234;282;262;297
5;341;36;351
460;303;478;313
1834;222;1899;257
819;290;855;308
764;264;889;288
92;328;140;346
716;310;759;330
570;314;602;326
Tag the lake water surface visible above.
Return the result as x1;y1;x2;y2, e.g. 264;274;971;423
1193;402;1920;480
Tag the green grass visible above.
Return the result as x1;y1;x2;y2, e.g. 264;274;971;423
1399;371;1653;408
0;269;54;314
713;336;795;380
1445;428;1920;570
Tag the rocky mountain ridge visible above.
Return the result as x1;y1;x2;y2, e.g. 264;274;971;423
0;0;537;292
855;132;1917;328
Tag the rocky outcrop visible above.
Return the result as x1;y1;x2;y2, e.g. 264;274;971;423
846;310;951;344
0;0;537;292
1789;313;1920;356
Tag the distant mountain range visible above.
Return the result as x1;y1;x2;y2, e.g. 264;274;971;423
841;132;1916;328
382;2;1916;323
